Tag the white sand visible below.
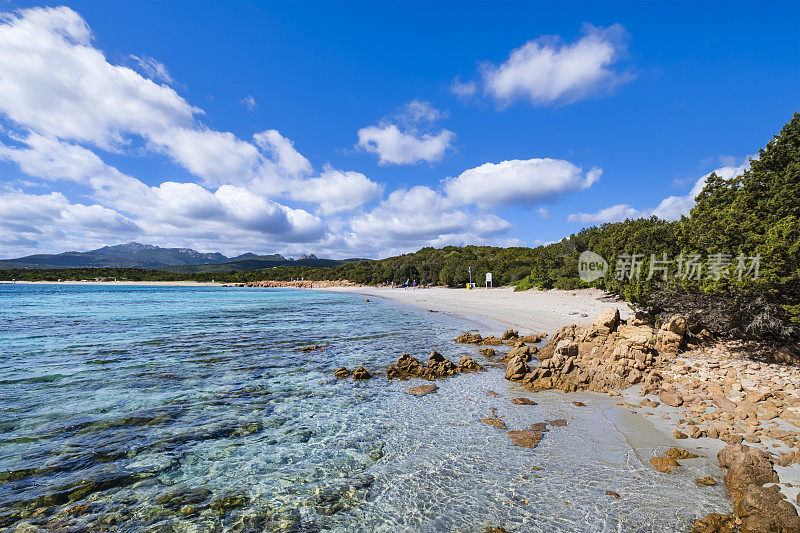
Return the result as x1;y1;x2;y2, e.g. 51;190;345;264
319;285;632;334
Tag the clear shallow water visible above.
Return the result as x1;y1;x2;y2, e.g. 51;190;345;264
0;284;730;532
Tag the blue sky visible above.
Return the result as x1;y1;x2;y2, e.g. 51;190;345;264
0;1;797;259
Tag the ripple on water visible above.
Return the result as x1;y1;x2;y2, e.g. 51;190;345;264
0;285;730;531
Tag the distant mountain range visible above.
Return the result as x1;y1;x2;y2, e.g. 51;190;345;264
0;242;367;271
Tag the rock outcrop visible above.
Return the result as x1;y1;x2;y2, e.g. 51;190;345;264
454;333;483;344
387;351;483;380
352;366;372;380
693;444;799;532
506;309;667;394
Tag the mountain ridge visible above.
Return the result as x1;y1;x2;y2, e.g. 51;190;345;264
0;242;364;271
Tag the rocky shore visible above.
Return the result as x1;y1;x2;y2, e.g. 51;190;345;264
468;308;800;532
327;295;799;530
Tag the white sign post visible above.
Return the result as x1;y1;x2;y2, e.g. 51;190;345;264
485;272;492;288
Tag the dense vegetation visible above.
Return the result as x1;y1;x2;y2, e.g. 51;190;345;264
3;114;797;339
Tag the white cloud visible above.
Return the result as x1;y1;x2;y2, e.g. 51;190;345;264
357;125;454;165
357;101;455;165
567;158;752;224
480;24;631;107
450;77;478;100
0;7;197;148
472;213;512;235
291;166;382;215
241;95;257;110
342;186;517;257
537;207;550;219
0;191;141;256
567;203;644;224
444;158;601;208
130;55;174;84
399;100;445;123
252;129;312;178
350;186;467;241
150;127;261;185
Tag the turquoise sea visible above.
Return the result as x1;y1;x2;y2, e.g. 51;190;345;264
0;284;730;532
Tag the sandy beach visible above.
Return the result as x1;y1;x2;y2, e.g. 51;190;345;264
318;285;632;334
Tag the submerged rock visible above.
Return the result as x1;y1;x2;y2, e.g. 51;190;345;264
507;429;544;449
510;397;537;405
407;384;438;396
334;367;350;378
300;344;327;353
691;513;737;533
695;476;717;487
481;417;507;430
548;419;567;427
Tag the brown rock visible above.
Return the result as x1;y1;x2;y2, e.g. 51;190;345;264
333;367;350;378
481;417;507;430
718;444;779;505
660;389;684;407
555;340;579;358
529;422;549;432
691;513;736;533
457;355;483;373
519;333;546;344
454;332;483;344
592;308;620;335
673;430;688;439
486;390;499;398
650;456;680;473
501;329;519;341
479;347;496;358
300;344;327;352
548;419;567;427
352;366;372;380
695;476;717;486
736;485;800;532
504;355;529;381
407;384;438;396
666;447;699;460
396;353;425;376
507;429;544;449
573;401;586;407
511;397;537;405
605;490;621;499
427;351;457;377
480;335;503;345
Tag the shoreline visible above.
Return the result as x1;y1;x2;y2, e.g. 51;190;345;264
0;280;227;287
316;285;633;334
320;284;800;521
